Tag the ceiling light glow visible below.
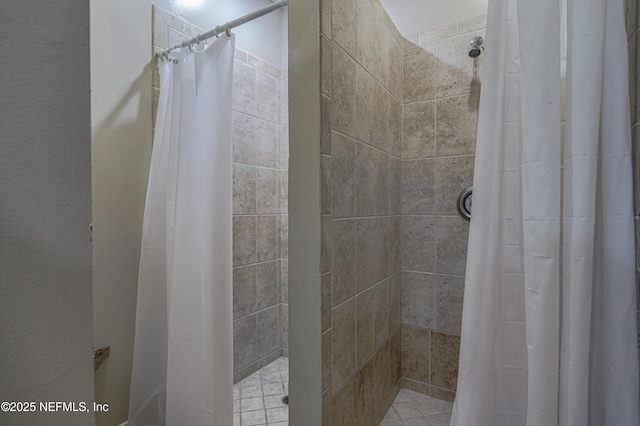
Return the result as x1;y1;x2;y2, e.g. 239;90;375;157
176;0;203;9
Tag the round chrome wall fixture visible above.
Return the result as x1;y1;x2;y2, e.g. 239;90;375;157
457;186;473;221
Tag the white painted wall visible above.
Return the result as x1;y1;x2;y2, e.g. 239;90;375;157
380;0;488;35
0;1;94;425
91;1;153;425
90;1;286;425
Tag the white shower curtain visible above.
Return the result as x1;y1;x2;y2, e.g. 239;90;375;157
128;36;235;426
451;0;639;425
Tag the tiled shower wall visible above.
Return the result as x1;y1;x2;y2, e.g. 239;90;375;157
398;16;486;402
152;8;289;384
319;0;403;424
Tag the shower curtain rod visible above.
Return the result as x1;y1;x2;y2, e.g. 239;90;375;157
157;0;288;58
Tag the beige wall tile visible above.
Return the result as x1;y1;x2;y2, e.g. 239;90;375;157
322;35;333;96
389;39;403;99
323;329;333;392
233;265;257;319
427;386;456;403
404;33;418;48
322;95;333;155
373;340;392;421
248;53;270;74
435;216;469;276
280;259;288;302
322;272;332;332
401;325;430;383
356;287;376;367
332;219;356;305
403;101;436;159
281;303;289;349
168;27;189;48
321;155;333;214
321;0;332;37
371;0;403;44
375;279;390;347
353;358;376;425
402;216;436;273
233;164;256;215
256;168;279;214
401;271;436;328
355;218;377;292
388;157;402;214
374;150;389;215
256;260;278;310
331;132;356;217
436;94;479;156
390;328;401;386
257;305;280;356
374;219;390;283
388;216;402;275
332;0;356;56
257;215;279;262
322;215;332;273
323;388;333;426
400;378;430;397
436;274;464;335
403;45;436;104
233;216;257;266
435;32;484;98
402;159;436;215
355;0;376;75
256;119;278;168
233;112;257;165
389;273;402;335
279;213;289;258
373;83;390;150
332;374;355;425
152;87;160;130
627;0;638;40
434;155;475;215
355;143;375;216
256;71;278;122
153;9;170;48
430;332;460;391
390;99;403;157
332;45;357;137
332;299;356;393
279;169;288;214
234;315;258;370
233;60;256;115
355;66;377;144
374;15;391;88
234;48;247;63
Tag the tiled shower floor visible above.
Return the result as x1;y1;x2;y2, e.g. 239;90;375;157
233;358;452;426
381;388;453;426
233;357;289;425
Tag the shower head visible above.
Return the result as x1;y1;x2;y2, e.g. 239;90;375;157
469;35;484;58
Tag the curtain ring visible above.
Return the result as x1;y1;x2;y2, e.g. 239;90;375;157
196;34;201;45
225;23;231;37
